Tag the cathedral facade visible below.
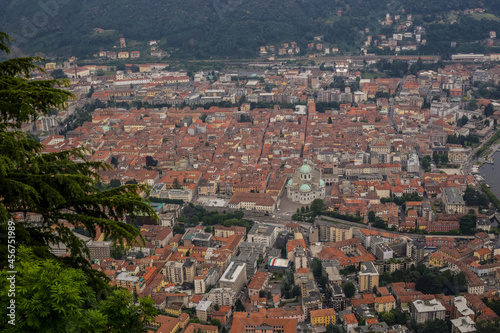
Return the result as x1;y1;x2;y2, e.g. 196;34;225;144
286;159;325;204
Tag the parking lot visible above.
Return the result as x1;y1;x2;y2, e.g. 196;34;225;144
195;196;228;207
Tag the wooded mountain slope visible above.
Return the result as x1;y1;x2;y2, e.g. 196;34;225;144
1;0;500;58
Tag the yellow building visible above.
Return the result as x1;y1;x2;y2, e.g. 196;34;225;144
164;304;182;317
184;323;219;333
310;308;336;327
359;262;379;292
139;64;151;72
374;296;396;313
123;122;147;132
177;245;192;256
118;51;130;59
429;253;447;268
151;315;181;333
474;248;492;262
45;62;56;70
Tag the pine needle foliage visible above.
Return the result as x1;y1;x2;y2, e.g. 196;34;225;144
0;32;158;277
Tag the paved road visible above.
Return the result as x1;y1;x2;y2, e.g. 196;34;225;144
462;128;498;179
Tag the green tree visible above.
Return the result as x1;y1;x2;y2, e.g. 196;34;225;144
235;299;245;312
476;319;500;333
465;98;477;111
372;217;387;229
455;272;468;292
312;258;323;278
1;33;156;259
0;32;158;331
87;86;95;98
416;319;448;333
214;304;220;311
457;115;468;127
463;186;489;207
109;179;122;188
433;154;440;166
50;68;68;79
172;178;182;189
210;318;222;328
0;246;157;332
391;308;408;325
326;323;340;333
380;312;395;326
422;155;431;169
368;210;376;223
459;210;477;235
484;103;495;117
343;282;356;298
259;290;266;298
145;155;158;167
111;156;119;168
173;224;185;235
293;285;301;297
447;134;461;145
310;198;324;215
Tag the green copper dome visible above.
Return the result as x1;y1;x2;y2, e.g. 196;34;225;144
287;178;293;186
319;179;325;186
300;159;312;174
299;184;311;192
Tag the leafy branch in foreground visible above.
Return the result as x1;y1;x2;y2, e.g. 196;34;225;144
0;32;159;332
0;32;158;266
0;247;157;332
0;33;73;130
0;127;158;265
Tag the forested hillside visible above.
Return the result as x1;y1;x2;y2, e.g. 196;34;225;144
1;0;500;59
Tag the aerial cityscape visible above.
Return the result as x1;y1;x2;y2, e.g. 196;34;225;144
2;1;500;333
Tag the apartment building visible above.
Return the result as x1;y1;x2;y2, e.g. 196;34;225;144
411;299;446;324
205;288;237;306
219;262;247;293
359;262;379;292
248;225;277;247
310;308;336;327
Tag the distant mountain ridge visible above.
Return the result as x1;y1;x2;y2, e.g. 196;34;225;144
1;0;500;59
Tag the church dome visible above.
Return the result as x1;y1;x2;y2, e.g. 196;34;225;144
299;184;311;192
287;178;293;186
319;179;325;186
299;159;312;174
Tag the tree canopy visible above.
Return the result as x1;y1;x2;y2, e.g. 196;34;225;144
0;32;158;331
310;198;324;215
311;258;323;278
343;282;356;299
415;319;448;333
0;247;157;332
